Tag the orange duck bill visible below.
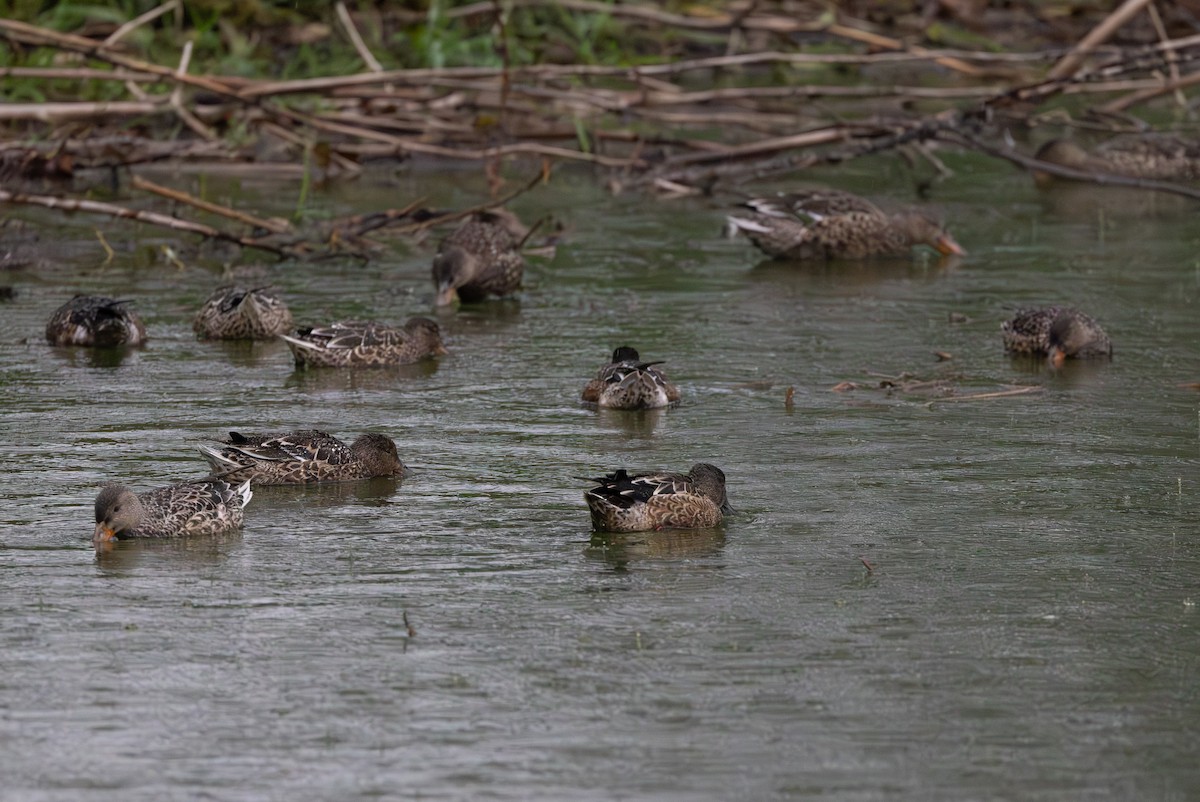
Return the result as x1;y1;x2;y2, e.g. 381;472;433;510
93;522;117;546
933;232;966;257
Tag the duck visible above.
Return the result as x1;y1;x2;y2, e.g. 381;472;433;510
726;189;965;260
281;317;447;368
1001;306;1112;367
92;478;251;547
581;346;681;410
1033;135;1200;185
582;463;731;533
193;286;293;340
432;209;527;306
45;295;146;347
199;429;407;485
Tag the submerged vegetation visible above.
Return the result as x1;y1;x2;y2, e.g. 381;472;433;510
2;1;1200;255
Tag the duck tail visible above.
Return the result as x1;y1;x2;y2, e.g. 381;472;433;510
279;333;319;351
234;479;253;509
198;444;241;473
725;215;772;237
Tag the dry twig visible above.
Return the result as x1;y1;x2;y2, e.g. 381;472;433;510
1047;0;1154;80
130;175;291;234
0;188;290;256
932;386;1044;402
335;2;384;73
103;0;180;47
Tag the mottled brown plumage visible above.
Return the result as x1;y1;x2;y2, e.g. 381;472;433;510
432;209;527;306
93;479;251;547
200;429;407;485
581;346;681;410
583;463;731;533
1001;306;1112;367
1034;135;1200;184
281;318;447;368
193;286;293;340
756;190;885;218
45;295;146;347
727;190;965;260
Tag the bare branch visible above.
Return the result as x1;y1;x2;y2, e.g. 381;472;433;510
103;0;181;47
130;175;291;234
0;188;290;255
1047;0;1153;80
335;2;384;73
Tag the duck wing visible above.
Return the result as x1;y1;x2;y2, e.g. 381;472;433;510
744;190;883;222
584;469;693;509
224;430;354;465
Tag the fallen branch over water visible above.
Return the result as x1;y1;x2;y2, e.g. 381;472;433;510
832;371;1045;404
931;386;1045;403
3;2;1200;249
0;187;292;256
941;130;1200;201
130;175;291;234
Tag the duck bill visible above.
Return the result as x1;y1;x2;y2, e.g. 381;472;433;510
1032;169;1055;189
432;342;449;356
934;234;966;257
93;522;117;546
435;284;460;307
1048;347;1067;369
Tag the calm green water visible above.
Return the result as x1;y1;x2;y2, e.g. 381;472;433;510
2;154;1199;801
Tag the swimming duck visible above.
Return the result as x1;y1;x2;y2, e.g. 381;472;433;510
1001;306;1112;367
582;463;731;533
281;318;447;368
199;429;407;485
93;478;251;547
45;295;146;347
581;346;681;410
193;286;293;340
1033;135;1200;184
432;209;526;306
726;189;965;260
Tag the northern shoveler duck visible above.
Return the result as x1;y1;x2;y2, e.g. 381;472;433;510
193;286;293;340
1001;306;1112;367
581;346;681;410
281;318;447;368
582;463;731;533
199;429;407;485
1033;135;1200;185
92;478;251;548
726;189;965;260
45;295;146;347
432;209;527;306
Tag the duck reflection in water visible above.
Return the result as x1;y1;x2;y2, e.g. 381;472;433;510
591;406;670;438
251;476;400;509
284;358;440;392
94;530;243;568
49;345;142;369
585;529;727;569
205;338;291;369
745;250;964;287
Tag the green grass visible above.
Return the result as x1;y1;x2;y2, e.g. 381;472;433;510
0;0;742;83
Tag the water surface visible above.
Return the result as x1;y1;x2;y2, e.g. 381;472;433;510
2;154;1199;800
